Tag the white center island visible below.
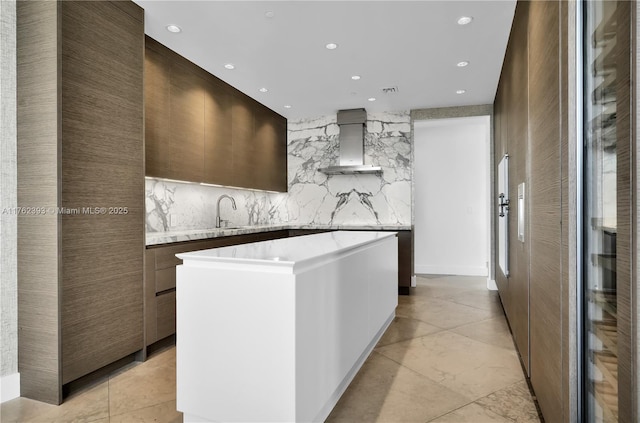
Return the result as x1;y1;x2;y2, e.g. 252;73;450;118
176;231;398;423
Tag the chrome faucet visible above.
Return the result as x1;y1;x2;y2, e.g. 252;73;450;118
215;194;237;228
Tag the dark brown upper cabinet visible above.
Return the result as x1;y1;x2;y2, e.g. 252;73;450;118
144;39;171;178
144;36;288;192
169;61;205;182
231;94;257;188
253;103;287;191
204;79;233;186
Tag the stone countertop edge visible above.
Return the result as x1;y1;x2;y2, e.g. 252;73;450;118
175;231;398;271
145;224;412;247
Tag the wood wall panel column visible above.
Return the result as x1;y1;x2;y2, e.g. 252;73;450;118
559;2;577;421
528;1;563;421
615;2;633;421
59;0;144;385
17;0;144;403
504;2;531;376
17;0;62;405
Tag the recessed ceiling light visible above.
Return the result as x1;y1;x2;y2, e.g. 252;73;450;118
325;43;338;50
351;75;361;80
224;63;235;70
166;24;182;33
457;61;469;67
284;105;292;109
265;11;275;18
456;89;467;94
259;87;268;93
368;97;376;102
457;16;473;25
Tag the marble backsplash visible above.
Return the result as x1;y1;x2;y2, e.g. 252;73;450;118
284;111;411;226
146;110;411;233
146;179;288;232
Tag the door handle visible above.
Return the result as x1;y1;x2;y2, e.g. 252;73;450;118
498;193;510;217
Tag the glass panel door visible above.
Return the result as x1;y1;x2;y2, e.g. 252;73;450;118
583;1;619;421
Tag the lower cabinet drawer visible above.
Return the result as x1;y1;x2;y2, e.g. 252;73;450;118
156;292;176;341
156;268;176;293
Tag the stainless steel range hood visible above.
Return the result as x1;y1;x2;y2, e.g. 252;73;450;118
319;108;382;175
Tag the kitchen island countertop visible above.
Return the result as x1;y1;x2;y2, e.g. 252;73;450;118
146;223;411;246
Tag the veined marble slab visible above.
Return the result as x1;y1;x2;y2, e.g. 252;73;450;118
146;223;412;246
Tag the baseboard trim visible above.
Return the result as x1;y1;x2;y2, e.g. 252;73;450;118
415;265;488;276
1;372;20;403
486;278;498;291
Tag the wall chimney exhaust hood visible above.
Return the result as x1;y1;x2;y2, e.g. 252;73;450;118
319;108;382;175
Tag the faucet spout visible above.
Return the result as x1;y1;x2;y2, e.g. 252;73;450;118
215;195;237;228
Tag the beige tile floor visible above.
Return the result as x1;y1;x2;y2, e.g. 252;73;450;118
1;275;541;423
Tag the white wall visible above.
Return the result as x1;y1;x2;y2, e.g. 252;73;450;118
413;116;490;276
1;0;20;403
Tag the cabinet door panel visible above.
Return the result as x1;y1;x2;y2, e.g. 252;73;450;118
145;39;171;177
528;2;563;421
145;249;157;346
254;105;287;192
231;94;256;188
156;267;176;293
170;62;204;182
505;2;530;375
60;0;144;385
204;80;233;185
156;292;176;341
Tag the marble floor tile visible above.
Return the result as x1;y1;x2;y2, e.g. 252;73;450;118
0;380;109;423
0;397;58;423
451;317;516;351
395;296;496;330
428;402;514;423
327;352;471;423
110;400;183;423
476;380;541;422
375;315;443;348
435;288;505;316
413;275;488;297
109;348;177;417
376;331;525;401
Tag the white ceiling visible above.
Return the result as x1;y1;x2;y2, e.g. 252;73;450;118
133;1;516;119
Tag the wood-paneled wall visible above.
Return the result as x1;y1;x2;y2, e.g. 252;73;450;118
501;2;531;375
17;0;62;405
59;0;144;385
635;3;640;420
615;2;634;421
494;1;573;421
17;0;144;404
497;0;638;421
527;3;564;421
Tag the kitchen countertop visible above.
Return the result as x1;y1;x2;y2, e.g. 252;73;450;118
176;230;398;269
146;224;412;246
